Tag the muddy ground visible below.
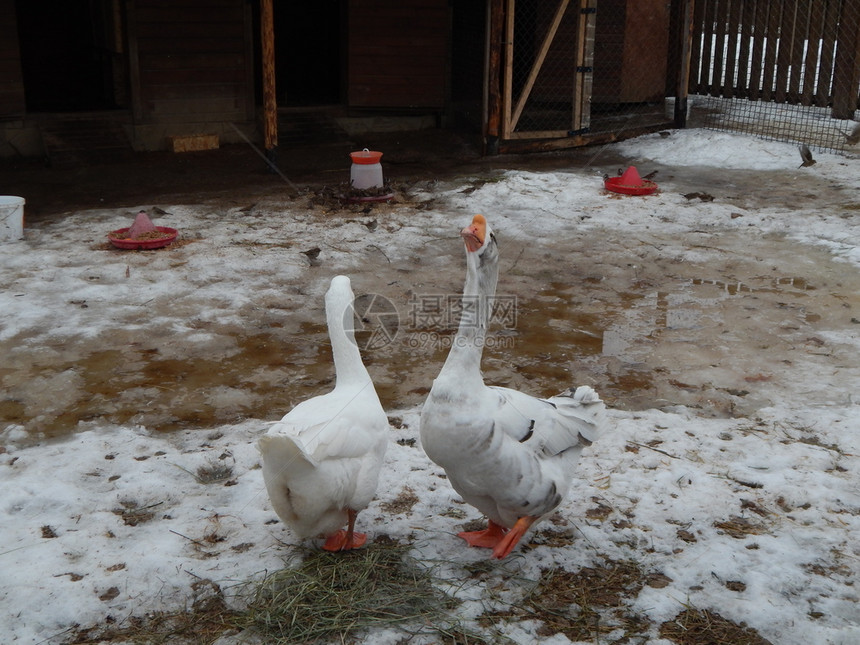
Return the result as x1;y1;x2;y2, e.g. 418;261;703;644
2;128;859;440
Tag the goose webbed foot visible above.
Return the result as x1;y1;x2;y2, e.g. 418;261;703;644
491;516;537;559
321;509;367;551
458;519;508;549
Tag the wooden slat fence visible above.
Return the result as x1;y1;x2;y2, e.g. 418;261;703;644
690;0;860;118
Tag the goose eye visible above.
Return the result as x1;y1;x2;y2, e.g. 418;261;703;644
489;232;497;245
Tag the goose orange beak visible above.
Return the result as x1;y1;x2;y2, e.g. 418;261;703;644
461;214;486;253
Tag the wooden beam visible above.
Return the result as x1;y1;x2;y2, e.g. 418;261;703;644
573;0;596;132
485;0;505;154
675;0;695;127
502;0;515;139
510;0;571;132
831;0;860;118
260;0;277;161
498;121;674;154
127;0;143;124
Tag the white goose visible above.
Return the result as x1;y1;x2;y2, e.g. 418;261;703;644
420;215;607;559
259;275;388;551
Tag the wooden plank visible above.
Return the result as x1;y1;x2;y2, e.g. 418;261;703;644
140;68;248;84
735;0;755;97
699;0;717;94
135;6;243;23
831;0;860;117
0;0;24;118
127;0;144;122
138;0;239;8
761;0;782;102
689;0;707;93
800;0;824;105
486;0;505;152
817;0;840;105
505;129;570;140
261;0;277;155
675;0;695;127
710;0;729;97
621;0;670;102
498;121;673;153
347;0;449;109
774;0;795;103
169;133;220;153
747;0;768;100
509;0;570;132
501;0;514;139
573;0;596;131
139;53;246;71
723;0;742;98
143;83;246;100
136;37;246;55
787;0;811;103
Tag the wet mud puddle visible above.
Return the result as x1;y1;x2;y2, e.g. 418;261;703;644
1;230;857;443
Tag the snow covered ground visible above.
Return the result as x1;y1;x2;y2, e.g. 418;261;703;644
1;129;859;644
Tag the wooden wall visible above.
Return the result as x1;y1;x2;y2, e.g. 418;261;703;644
0;0;25;118
347;0;449;108
128;0;254;124
592;0;670;104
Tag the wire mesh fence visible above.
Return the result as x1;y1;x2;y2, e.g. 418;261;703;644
686;0;860;155
491;0;859;155
500;0;674;142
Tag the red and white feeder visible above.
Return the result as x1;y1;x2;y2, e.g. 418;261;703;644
604;165;658;196
108;210;178;250
349;148;384;189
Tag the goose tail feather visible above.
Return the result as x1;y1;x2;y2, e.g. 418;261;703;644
548;385;607;445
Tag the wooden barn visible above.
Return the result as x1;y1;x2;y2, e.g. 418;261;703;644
3;1;854;163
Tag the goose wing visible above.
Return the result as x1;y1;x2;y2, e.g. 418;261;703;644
487;384;605;456
270;387;387;461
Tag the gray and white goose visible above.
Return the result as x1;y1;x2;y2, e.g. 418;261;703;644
420;214;607;559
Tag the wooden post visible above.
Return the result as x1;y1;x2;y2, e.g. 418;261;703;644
501;0;515;139
674;0;695;128
260;0;277;164
485;0;505;155
831;1;860;119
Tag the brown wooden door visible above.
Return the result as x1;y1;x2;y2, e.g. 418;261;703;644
347;0;449;108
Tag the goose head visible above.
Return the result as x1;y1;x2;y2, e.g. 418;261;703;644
461;214;498;267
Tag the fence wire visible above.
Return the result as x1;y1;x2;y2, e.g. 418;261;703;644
505;0;673;140
495;0;859;154
687;0;860;155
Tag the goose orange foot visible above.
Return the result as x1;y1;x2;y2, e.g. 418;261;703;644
322;529;367;551
321;509;366;551
458;520;508;549
491;516;537;560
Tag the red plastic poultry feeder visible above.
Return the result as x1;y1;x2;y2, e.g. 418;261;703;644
604;166;658;196
108;211;178;249
108;226;178;250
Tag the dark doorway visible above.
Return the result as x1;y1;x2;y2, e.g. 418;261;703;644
274;0;343;106
15;0;127;112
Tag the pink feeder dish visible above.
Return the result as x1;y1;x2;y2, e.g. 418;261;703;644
604;165;658;196
108;210;178;249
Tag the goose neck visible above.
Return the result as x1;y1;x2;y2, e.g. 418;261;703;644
326;297;370;388
442;251;498;375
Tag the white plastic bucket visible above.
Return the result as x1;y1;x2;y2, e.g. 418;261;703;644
349;149;384;189
0;196;25;241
